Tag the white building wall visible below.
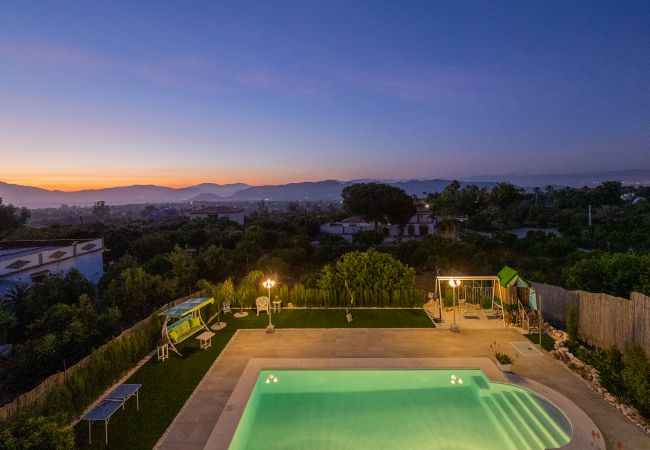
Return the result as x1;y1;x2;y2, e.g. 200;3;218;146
320;224;345;235
4;251;104;285
0;239;105;296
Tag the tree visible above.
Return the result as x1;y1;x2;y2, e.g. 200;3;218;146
432;180;462;217
592;181;622;206
0;303;16;343
533;187;542;205
0;197;30;238
457;185;488;217
30;269;95;307
0;415;75;450
141;204;158;219
167;245;199;294
490;182;521;228
221;277;236;309
319;249;416;292
352;230;384;245
92;200;111;223
565;252;650;297
255;255;289;277
200;244;233;281
103;266;173;318
236;270;264;309
341;183;415;230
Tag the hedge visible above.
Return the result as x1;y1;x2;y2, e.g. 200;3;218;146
240;283;426;308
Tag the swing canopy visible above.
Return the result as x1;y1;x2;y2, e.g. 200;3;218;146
159;297;215;318
497;266;538;310
159;297;214;357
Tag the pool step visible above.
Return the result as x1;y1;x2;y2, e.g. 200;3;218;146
500;391;559;449
492;393;546;449
512;391;571;443
482;395;530;449
471;376;491;397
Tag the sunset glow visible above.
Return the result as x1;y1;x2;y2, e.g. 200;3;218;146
1;1;649;191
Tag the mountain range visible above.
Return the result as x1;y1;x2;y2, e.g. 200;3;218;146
1;169;649;208
0;182;249;208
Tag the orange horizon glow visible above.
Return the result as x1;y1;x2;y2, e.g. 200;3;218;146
2;176;256;191
0;170;351;192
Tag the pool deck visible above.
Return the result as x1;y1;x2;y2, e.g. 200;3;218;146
156;328;650;450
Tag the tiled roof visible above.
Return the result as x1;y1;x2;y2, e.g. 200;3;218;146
5;260;30;270
49;251;68;259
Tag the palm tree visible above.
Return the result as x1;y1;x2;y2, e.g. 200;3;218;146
545;185;554;204
236;270;264;316
4;284;31;338
5;283;31;310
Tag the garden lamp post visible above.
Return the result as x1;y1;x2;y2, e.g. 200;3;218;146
449;278;461;332
263;278;275;333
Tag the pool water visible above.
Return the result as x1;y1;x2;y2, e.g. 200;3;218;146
228;369;572;450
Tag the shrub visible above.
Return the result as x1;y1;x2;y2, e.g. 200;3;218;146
600;347;626;398
566;303;578;342
0;415;75;450
480;294;493;309
495;352;513;365
622;346;650;415
443;288;454;307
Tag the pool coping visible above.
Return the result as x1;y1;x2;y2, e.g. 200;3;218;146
203;357;604;450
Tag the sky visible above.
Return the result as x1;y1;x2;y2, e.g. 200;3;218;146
0;1;649;190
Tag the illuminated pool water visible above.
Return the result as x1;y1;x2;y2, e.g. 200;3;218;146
228;369;572;450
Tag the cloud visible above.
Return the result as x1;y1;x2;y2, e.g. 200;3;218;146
0;38;222;93
0;37;519;104
229;69;330;98
334;64;517;104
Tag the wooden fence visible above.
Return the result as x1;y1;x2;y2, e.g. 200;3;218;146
531;283;579;330
0;292;200;423
532;282;650;354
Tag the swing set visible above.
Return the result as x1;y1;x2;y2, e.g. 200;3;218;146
159;297;215;356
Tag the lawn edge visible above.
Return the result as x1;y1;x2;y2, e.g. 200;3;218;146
153;328;241;450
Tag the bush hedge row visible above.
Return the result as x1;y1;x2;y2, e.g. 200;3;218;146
260;284;426;308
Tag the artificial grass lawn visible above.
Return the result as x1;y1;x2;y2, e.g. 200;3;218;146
74;309;433;449
524;332;555;351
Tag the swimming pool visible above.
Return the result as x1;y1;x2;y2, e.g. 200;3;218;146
228;369;572;450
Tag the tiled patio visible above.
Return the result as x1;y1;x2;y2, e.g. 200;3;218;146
156;328;650;450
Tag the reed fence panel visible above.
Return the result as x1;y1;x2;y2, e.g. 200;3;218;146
532;282;650;354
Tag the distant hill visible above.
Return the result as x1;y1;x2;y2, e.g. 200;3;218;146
464;169;650;188
191;183;249;197
2;169;648;208
230;179;497;201
190;193;222;202
231;180;344;201
0;182;250;208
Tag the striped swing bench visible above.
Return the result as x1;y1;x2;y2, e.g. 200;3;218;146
160;297;214;356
